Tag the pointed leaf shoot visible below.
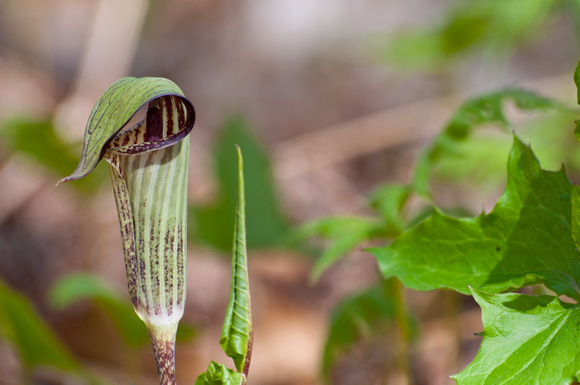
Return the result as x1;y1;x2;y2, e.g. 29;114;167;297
196;147;252;385
220;146;253;376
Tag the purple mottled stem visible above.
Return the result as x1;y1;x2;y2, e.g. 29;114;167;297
149;325;178;385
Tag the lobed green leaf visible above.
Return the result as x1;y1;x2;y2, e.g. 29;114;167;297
194;361;245;385
453;289;580;384
372;135;580;299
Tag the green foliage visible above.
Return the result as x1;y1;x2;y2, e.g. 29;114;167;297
0;118;107;192
0;278;80;373
373;136;580;299
289;185;411;283
295;87;564;286
571;185;580;247
367;184;411;233
197;147;252;384
322;279;402;380
413;88;558;196
50;274;149;347
194;362;245;385
453;289;580;384
379;0;559;71
49;274;195;348
291;216;381;282
190;115;289;251
296;77;580;382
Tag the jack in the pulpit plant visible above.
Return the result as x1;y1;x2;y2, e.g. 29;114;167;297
58;77;195;385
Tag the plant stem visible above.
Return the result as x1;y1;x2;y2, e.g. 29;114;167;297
386;277;411;385
444;290;461;376
148;323;178;385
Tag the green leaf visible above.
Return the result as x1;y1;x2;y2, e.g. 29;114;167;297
190;114;289;251
322;281;399;380
219;146;253;376
50;274;196;348
49;273;119;309
574;59;580;143
0;279;80;372
431;133;512;189
194;361;245;385
368;183;411;232
572;185;580;250
453;289;580;384
291;216;380;282
413;88;557;196
49;274;150;347
379;0;553;71
574;59;580;105
0;118;107;193
372;135;580;299
432;109;580;194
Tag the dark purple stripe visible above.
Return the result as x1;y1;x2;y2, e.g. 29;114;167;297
145;106;163;142
165;97;175;136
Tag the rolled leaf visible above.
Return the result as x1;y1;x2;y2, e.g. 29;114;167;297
58;77;195;385
197;147;252;385
220;146;253;376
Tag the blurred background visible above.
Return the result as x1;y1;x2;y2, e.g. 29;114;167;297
1;0;580;384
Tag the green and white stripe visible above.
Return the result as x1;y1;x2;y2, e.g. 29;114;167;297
59;77;195;385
